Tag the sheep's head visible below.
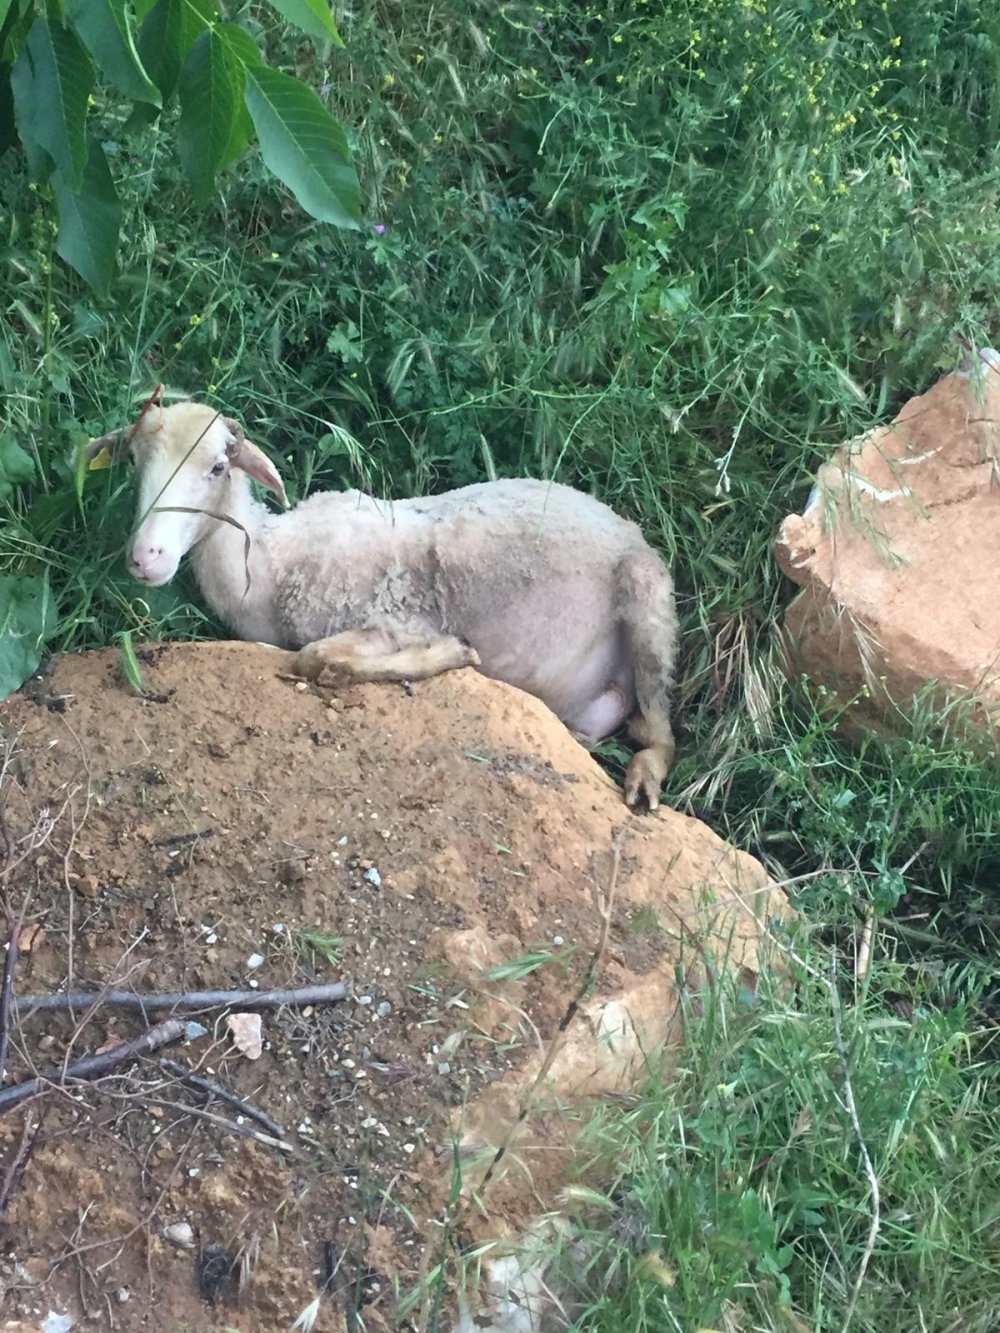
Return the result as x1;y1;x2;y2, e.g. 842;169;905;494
87;398;287;587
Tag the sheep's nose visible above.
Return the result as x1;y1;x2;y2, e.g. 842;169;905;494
129;542;164;578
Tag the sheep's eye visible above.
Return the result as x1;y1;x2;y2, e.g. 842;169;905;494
209;461;227;478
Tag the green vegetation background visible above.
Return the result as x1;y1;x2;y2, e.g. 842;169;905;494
3;2;1000;1328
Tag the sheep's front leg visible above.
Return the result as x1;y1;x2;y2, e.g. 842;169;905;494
293;627;480;687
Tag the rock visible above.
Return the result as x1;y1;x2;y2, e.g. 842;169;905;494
163;1221;195;1249
775;353;1000;732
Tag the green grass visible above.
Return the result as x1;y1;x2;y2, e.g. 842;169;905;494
3;1;1000;1327
554;954;1000;1332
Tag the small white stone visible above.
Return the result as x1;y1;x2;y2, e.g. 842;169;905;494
553;935;565;946
337;835;348;846
246;953;265;970
205;933;218;946
402;1143;415;1154
164;1221;195;1249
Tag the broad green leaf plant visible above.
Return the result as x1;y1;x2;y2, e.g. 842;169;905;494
1;0;362;295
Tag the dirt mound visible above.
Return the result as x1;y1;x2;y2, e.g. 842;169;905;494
0;642;786;1331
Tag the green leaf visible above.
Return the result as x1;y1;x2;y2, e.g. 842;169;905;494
265;0;343;46
137;0;214;103
177;28;246;202
244;63;361;229
52;136;122;294
0;1;13;30
0;574;56;703
65;0;161;106
0;432;35;497
9;19;94;188
216;21;263;68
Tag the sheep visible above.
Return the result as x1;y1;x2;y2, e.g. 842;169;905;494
87;396;679;809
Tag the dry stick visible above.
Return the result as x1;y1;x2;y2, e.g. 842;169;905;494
828;950;881;1331
139;1095;294;1153
0;912;20;1087
0;1111;44;1220
15;980;347;1018
155;1056;288;1139
0;1018;186;1113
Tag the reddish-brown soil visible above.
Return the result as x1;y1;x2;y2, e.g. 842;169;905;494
0;642;783;1331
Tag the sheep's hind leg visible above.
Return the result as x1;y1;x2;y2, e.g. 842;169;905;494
618;549;679;812
293;627;480;687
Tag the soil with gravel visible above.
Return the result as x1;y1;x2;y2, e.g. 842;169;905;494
0;641;781;1332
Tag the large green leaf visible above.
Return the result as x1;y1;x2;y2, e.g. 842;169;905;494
266;0;343;47
177;28;246;203
244;63;361;229
66;0;161;106
215;22;260;166
52;136;122;295
0;1;13;30
0;574;56;703
137;0;214;103
9;19;93;189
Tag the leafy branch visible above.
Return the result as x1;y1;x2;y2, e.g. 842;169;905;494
1;0;362;294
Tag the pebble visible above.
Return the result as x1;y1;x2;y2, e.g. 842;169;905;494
363;867;382;888
553;935;565;946
376;1001;392;1018
164;1221;195;1249
41;1315;74;1333
246;953;265;970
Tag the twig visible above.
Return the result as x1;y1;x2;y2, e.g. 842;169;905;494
0;1111;45;1220
141;1095;294;1153
828;950;880;1330
155;1056;287;1138
0;916;21;1085
0;1018;186;1113
15;980;347;1017
854;903;874;982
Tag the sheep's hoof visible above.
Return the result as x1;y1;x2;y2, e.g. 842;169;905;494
623;748;669;812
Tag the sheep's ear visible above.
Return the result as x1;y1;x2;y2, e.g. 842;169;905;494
223;418;288;508
84;430;127;470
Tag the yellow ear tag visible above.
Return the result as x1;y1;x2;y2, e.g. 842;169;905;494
87;445;112;471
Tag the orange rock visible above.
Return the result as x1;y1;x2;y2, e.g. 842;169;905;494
775;353;1000;732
